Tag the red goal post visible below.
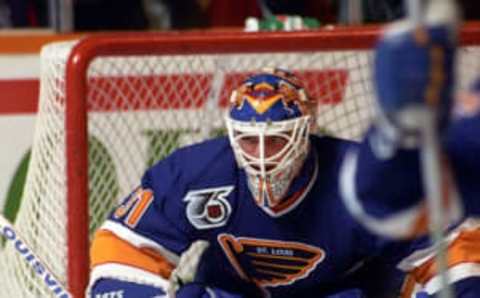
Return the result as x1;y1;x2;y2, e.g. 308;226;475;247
10;23;480;298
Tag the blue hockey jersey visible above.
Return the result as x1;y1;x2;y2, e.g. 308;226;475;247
89;135;414;298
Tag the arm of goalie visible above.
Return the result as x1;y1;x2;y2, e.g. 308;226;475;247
90;278;245;298
89;240;245;298
89;275;246;298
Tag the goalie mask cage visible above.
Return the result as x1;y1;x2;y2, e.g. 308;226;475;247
3;24;480;298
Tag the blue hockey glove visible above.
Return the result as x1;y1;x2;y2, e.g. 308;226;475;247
89;278;167;298
175;283;246;298
168;240;252;298
373;14;457;148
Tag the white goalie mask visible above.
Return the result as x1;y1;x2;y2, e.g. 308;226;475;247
225;69;315;213
226;116;311;178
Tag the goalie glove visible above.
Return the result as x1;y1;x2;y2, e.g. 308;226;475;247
372;2;457;153
167;240;210;297
167;240;247;298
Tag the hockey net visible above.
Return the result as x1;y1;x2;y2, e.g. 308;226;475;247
2;25;480;297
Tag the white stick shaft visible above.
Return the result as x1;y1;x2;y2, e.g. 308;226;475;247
413;0;456;296
0;214;72;298
420;109;454;298
407;0;424;26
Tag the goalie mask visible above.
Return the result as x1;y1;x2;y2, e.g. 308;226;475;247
225;68;316;216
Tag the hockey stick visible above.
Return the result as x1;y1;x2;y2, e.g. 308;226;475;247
420;110;454;298
409;0;456;297
0;214;72;298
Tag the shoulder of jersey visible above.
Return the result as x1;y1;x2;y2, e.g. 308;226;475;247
147;136;238;190
174;136;236;178
310;134;357;165
142;137;239;232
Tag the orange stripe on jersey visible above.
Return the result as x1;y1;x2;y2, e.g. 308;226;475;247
218;234;250;281
400;274;417;298
90;229;175;278
270;185;305;213
409;228;480;285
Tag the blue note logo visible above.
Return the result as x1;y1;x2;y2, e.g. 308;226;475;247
184;186;234;230
218;233;325;288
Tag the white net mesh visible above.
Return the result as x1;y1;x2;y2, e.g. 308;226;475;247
1;33;479;297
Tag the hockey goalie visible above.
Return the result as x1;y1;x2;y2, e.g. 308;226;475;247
88;65;419;298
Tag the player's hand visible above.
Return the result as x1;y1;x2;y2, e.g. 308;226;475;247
373;7;457;144
167;240;261;298
167;240;246;298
